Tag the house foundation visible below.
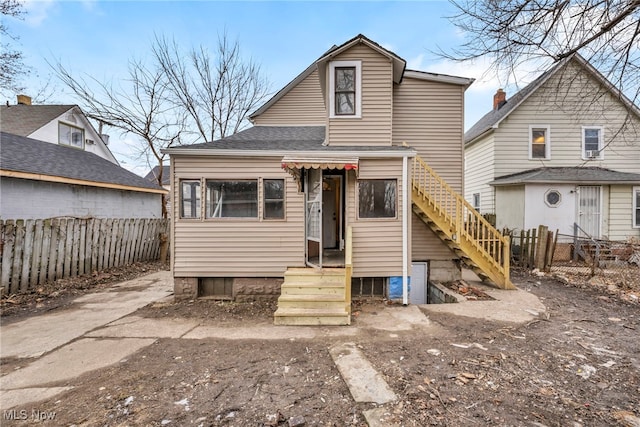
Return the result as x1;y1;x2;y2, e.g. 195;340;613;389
173;277;283;301
428;260;462;283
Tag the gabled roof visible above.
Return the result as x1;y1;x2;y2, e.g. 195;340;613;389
0;104;75;136
465;54;640;145
490;166;640;186
164;126;414;156
0;132;165;193
250;34;408;121
144;165;171;186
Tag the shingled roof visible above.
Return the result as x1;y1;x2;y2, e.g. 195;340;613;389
166;126;412;153
144;165;171;186
490;166;640;186
0;132;164;193
0;104;75;136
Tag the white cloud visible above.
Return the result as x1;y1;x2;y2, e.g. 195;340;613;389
22;0;56;27
407;53;425;70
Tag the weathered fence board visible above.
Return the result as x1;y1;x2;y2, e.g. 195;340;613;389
0;218;169;294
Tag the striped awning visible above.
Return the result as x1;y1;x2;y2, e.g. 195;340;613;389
281;156;359;173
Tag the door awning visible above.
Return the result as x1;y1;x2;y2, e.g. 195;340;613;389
281;156;359;189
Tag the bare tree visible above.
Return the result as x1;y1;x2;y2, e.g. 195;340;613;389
445;0;640;106
52;59;185;218
152;33;271;142
1;0;28;93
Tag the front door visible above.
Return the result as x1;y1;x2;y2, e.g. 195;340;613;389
577;185;601;238
306;168;323;267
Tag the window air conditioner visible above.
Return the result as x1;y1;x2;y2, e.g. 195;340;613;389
85;139;95;145
586;150;599;158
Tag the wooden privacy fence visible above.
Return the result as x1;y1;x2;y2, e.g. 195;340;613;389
0;218;169;295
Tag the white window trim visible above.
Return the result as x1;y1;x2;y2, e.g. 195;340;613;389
528;125;550;160
581;126;604;160
329;60;362;119
58;121;85;150
633;186;640;228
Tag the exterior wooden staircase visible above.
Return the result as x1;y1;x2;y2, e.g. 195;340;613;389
412;156;515;289
274;228;353;325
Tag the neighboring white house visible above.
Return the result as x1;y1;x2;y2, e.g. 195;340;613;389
464;54;640;241
0;132;165;219
0;95;117;164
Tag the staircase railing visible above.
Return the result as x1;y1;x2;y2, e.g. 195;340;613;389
344;226;353;316
411;156;511;284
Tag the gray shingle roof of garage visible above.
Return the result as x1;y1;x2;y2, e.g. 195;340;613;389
144;165;170;186
490;167;640;186
0;132;163;191
0;104;75;136
169;126;412;152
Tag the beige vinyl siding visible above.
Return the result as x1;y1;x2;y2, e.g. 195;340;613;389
171;156;305;277
609;185;640;240
464;133;495;213
252;69;326;126
493;60;640;178
328;45;393;146
348;158;404;276
393;77;465;191
411;213;456;260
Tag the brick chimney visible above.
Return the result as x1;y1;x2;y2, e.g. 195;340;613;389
17;94;32;105
493;88;506;110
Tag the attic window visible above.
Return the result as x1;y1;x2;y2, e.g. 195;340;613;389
329;61;361;118
59;122;84;149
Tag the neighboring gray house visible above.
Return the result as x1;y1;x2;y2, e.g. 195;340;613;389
0;96;117;164
0;132;165;219
465;54;640;241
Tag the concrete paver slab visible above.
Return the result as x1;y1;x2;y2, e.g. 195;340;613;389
0;387;73;410
86;316;198;339
184;325;319;340
329;342;397;405
1;272;172;358
1;338;155;390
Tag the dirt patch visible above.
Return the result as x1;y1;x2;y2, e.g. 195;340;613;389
442;280;495;301
2;270;640;426
0;261;169;322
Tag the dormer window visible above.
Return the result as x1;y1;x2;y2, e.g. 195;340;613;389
59;122;84;149
582;126;603;160
329;60;361;118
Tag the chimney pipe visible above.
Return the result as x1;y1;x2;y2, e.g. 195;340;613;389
17;94;32;105
493;89;506;110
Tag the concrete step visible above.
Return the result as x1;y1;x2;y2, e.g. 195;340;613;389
274;307;350;326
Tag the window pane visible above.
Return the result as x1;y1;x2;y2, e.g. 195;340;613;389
584;128;600;151
531;128;546;158
180;180;201;219
263;179;285;219
206;180;258;218
335;68;355;91
336;93;355;115
359;180;396;218
59;123;84;148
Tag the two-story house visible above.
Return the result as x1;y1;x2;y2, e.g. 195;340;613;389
465;54;640;243
0;97;165;219
166;35;513;325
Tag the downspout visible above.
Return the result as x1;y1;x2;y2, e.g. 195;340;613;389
402;155;409;305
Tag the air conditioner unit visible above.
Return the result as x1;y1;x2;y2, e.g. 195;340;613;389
85;139;95;145
586;150;600;158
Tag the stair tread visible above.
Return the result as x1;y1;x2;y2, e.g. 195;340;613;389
278;294;345;302
274;307;349;316
281;281;345;287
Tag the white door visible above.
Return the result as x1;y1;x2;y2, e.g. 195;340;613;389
410;263;428;304
577;186;601;238
306;168;322;267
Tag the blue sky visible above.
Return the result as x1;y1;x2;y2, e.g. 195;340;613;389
7;0;516;174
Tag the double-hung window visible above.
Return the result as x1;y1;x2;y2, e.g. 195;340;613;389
329;61;362;118
180;180;201;219
582;126;603;160
206;180;258;218
634;187;640;228
59;122;85;149
529;125;550;159
358;179;397;219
